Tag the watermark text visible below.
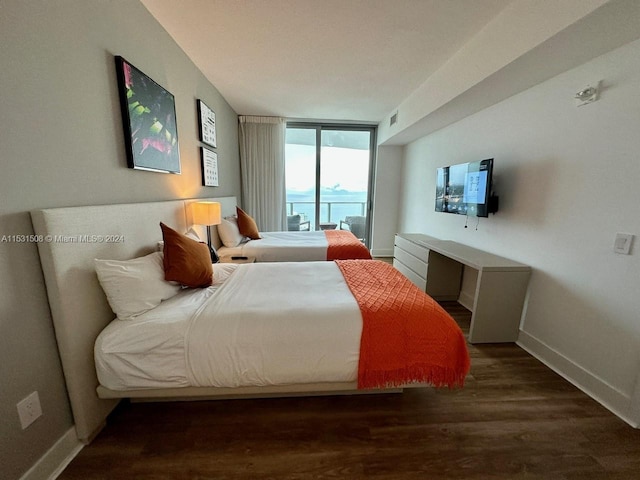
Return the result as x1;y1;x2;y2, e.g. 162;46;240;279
1;234;125;244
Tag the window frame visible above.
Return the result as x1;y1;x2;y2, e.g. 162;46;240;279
285;122;377;246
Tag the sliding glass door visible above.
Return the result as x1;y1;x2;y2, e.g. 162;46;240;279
285;124;375;246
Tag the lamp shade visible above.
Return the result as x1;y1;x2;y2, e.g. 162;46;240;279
192;201;222;226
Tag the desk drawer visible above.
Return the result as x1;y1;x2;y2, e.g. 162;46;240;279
394;235;429;261
393;247;428;279
393;259;427;290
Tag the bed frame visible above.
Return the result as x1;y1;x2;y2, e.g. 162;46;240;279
32;197;409;444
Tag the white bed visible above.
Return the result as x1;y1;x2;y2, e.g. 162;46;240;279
215;216;372;262
217;230;329;262
31;197;469;444
95;262;362;390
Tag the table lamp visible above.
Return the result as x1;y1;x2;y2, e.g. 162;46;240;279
192;201;222;263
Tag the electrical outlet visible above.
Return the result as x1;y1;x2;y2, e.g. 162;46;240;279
17;391;42;429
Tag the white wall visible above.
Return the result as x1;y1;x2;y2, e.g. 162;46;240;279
0;2;240;479
370;145;403;257
398;38;640;425
378;0;623;145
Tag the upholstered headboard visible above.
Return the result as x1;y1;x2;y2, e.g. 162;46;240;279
31;196;237;442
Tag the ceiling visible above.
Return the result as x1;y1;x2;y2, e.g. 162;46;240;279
141;0;512;124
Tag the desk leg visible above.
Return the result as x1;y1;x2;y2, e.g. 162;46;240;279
468;270;531;343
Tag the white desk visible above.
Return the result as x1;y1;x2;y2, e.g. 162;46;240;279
393;234;531;343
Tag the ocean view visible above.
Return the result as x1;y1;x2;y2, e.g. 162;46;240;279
286;189;367;228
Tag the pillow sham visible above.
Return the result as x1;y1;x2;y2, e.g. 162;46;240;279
217;216;245;247
236;206;261;240
160;222;213;288
95;251;181;321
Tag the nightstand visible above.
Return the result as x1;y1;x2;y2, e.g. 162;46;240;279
219;255;256;264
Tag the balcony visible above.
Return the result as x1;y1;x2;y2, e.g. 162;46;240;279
286;201;366;231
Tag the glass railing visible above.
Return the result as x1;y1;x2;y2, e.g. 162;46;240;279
286;201;366;230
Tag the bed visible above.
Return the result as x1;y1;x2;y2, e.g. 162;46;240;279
31;197;470;443
215;212;372;262
217;230;370;262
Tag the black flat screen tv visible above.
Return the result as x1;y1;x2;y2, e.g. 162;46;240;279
435;158;495;217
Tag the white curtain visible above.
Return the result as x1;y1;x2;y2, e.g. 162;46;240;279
238;116;287;232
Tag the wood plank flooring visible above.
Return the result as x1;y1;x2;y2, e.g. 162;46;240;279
59;302;640;479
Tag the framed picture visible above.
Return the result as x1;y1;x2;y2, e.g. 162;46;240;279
114;56;181;174
201;147;219;187
197;99;217;148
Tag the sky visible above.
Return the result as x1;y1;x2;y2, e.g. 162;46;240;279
285;144;370;193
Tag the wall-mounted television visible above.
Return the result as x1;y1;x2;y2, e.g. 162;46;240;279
435;158;497;217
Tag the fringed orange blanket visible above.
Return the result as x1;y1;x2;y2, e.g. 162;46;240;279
325;230;372;260
336;259;470;389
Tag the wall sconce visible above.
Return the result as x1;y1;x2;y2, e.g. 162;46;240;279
192;201;222;263
575;82;600;107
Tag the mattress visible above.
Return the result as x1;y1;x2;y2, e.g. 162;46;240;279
95;261;362;390
95;287;209;390
217;230;328;262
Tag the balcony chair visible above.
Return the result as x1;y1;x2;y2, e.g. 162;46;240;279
287;214;310;231
339;215;366;241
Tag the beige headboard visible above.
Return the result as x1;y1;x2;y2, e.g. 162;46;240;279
31;196;237;442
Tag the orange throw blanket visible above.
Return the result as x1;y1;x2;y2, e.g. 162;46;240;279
325;230;372;260
336;260;470;389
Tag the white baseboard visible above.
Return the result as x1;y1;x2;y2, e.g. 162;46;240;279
517;330;637;428
19;427;82;480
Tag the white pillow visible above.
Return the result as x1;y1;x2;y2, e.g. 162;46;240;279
94;251;181;320
217;216;245;247
156;227;202;252
184;227;202;242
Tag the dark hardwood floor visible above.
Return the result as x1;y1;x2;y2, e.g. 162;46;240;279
59;302;640;479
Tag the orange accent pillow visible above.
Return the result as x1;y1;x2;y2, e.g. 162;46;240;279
160;222;213;288
236;207;261;240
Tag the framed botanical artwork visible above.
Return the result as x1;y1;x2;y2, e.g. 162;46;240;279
114;56;181;174
201;147;219;187
197;99;217;148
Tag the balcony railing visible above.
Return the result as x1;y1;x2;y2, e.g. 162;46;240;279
286;201;366;229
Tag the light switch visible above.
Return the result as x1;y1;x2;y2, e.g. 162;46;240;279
614;233;633;255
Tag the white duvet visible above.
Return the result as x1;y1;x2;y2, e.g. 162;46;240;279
95;261;363;390
217;230;328;262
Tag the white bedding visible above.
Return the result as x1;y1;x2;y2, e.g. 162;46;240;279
94;264;236;390
95;261;362;390
217;230;328;262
